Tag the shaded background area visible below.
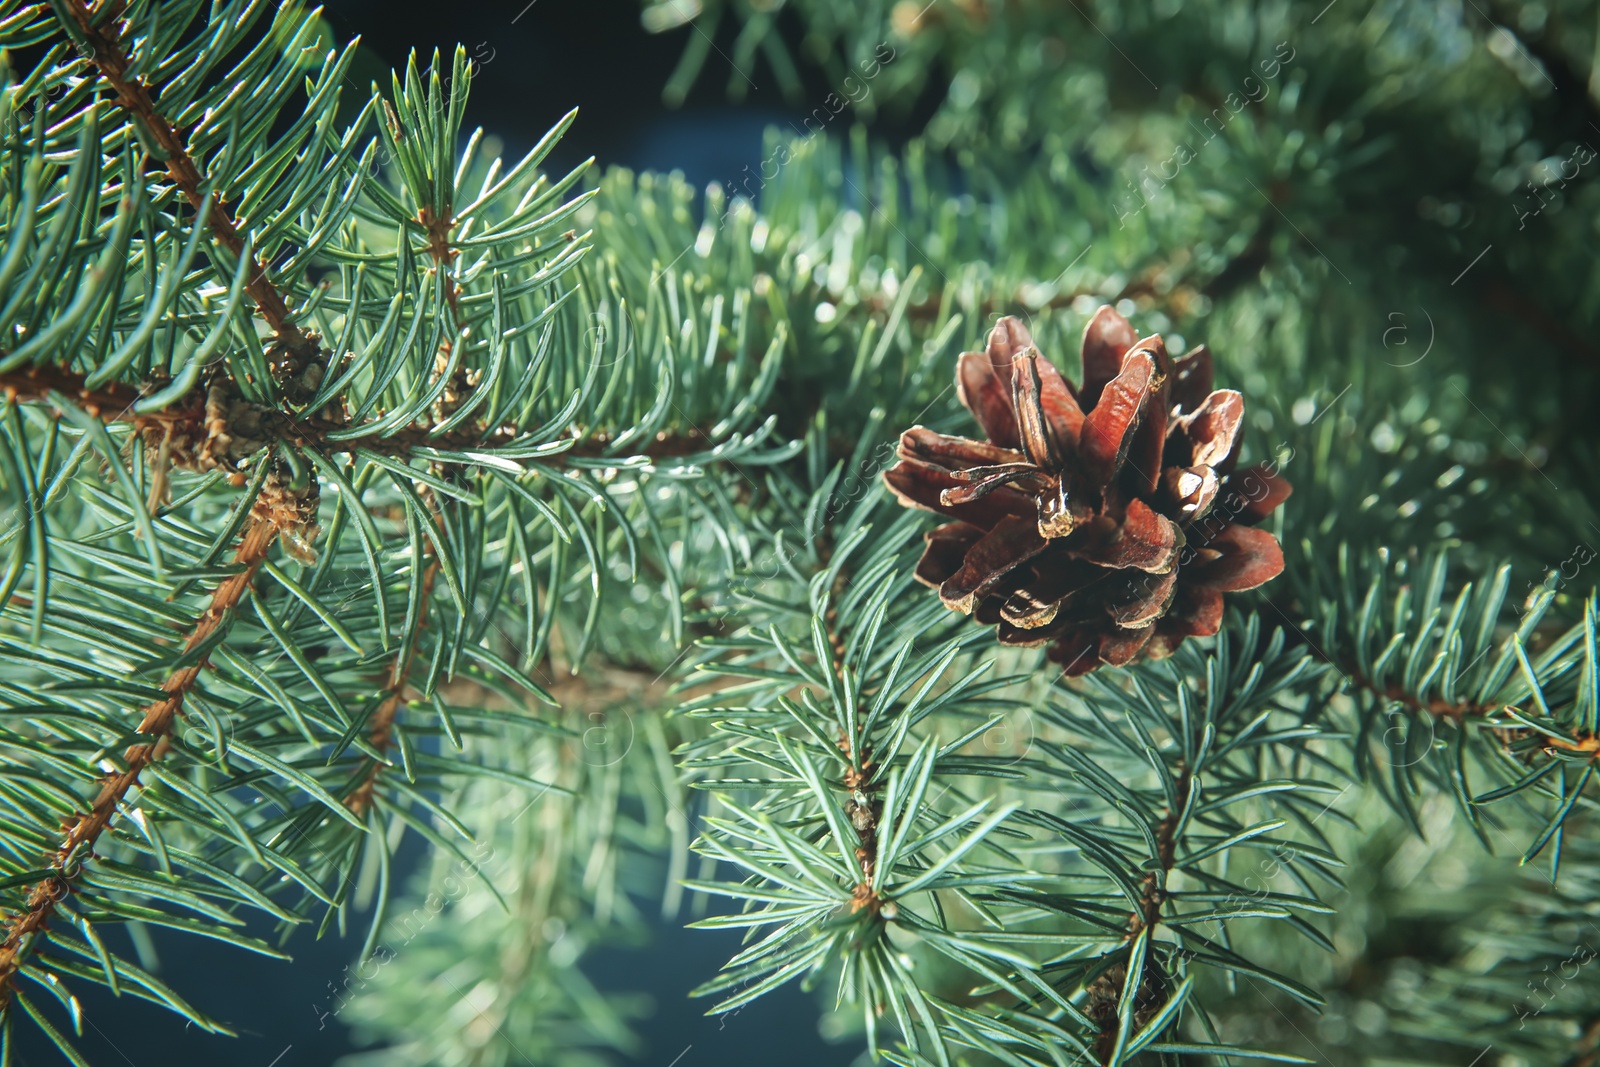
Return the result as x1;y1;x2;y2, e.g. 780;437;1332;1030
322;0;938;193
11;2;893;1065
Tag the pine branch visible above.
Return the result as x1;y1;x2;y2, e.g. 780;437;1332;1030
54;0;319;366
1342;665;1499;722
980;622;1335;1062
816;550;891;913
0;362;708;470
1091;761;1195;1064
858;224;1274;324
673;492;1065;1063
345;536;440;817
333;694;679;1063
861;266;1171;322
0;495;292;1006
1275;537;1600;882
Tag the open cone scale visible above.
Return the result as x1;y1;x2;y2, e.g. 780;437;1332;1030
885;306;1290;675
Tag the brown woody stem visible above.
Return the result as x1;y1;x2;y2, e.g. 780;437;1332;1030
818;568;884;911
1093;761;1192;1064
0;516;280;1007
1269;603;1600;760
0;362;713;465
344;557;440;817
59;0;317;361
1342;668;1600;760
0;0;317;976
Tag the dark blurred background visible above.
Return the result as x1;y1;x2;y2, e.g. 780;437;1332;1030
316;0;937;183
11;2;888;1064
325;0;783;188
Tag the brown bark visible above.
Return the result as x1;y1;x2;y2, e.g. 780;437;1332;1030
58;0;318;363
344;559;439;817
0;360;714;466
0;516;281;1006
1092;762;1192;1064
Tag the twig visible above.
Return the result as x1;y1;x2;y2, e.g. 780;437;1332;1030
1091;761;1193;1063
0;513;283;1006
1284;623;1600;763
58;0;319;365
0;362;710;466
344;557;438;817
815;560;884;910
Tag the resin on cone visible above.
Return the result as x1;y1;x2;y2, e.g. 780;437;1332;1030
884;306;1290;675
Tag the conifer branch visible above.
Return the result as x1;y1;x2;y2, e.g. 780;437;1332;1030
0;361;513;463
55;0;319;365
816;548;886;912
1347;669;1495;722
1346;669;1600;759
345;545;440;817
862;270;1174;322
832;613;885;911
855;231;1269;326
1297;616;1600;760
1091;761;1193;1064
0;362;708;469
0;508;286;1007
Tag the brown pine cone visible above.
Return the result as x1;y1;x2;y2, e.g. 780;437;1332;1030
884;306;1290;676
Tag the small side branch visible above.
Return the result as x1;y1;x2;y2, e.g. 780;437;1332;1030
58;0;319;363
345;558;439;818
1092;761;1194;1063
0;363;715;467
0;514;282;1006
1342;668;1600;761
819;576;884;911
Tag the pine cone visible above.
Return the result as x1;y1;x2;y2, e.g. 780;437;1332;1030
884;306;1290;676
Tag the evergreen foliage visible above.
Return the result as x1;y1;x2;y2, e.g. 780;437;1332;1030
1;1;1599;1064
